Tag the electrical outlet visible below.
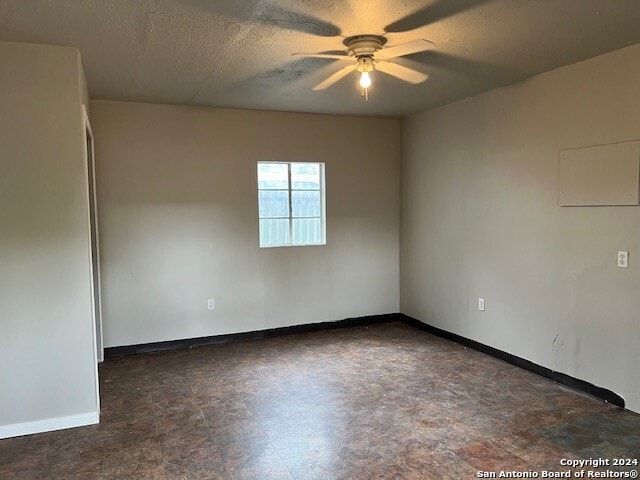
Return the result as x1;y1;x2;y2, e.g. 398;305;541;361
617;251;629;269
207;299;215;310
478;298;485;311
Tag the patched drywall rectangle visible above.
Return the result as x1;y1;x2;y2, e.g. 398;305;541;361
559;141;640;206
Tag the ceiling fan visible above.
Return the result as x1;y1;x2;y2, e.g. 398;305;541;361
293;35;434;99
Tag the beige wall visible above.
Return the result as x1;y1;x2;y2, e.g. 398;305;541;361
401;44;640;412
90;101;400;347
0;41;98;433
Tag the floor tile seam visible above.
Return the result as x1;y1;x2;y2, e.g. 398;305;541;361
444;444;495;476
260;427;295;480
35;441;53;480
240;382;324;480
205;405;295;479
1;457;47;480
493;435;563;469
257;422;297;480
153;396;187;479
198;404;223;449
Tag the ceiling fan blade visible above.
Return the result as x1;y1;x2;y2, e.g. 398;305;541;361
377;39;435;59
255;5;341;37
179;2;341;37
375;61;429;84
384;0;491;33
292;53;352;61
312;64;355;90
408;51;521;80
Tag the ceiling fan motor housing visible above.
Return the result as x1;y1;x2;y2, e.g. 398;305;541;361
343;35;387;59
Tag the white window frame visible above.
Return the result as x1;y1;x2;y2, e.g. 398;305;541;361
257;161;326;248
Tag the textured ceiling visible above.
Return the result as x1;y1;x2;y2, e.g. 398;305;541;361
1;0;639;117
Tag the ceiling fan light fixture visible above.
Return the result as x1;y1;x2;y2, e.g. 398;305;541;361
300;35;432;94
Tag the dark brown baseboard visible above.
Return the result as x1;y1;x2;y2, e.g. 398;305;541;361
104;312;625;409
400;314;625;409
104;313;399;356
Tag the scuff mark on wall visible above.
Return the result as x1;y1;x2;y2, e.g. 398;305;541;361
551;333;566;372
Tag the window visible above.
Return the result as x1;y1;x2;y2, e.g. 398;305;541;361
257;162;326;247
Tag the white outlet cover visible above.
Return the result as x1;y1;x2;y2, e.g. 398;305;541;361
207;299;215;310
478;298;485;311
617;251;629;269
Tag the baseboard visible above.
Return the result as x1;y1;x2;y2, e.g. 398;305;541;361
400;314;625;409
105;313;400;357
103;311;625;409
0;411;99;440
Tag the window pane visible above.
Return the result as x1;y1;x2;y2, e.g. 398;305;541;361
292;191;320;217
259;190;289;218
291;163;320;190
260;219;290;246
258;163;288;189
293;218;322;244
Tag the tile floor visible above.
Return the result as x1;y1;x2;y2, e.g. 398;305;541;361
1;322;638;479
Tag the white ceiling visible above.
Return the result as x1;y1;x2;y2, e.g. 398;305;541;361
1;0;639;117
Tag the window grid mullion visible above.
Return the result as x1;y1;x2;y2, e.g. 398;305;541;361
288;163;293;244
257;161;325;248
320;163;325;243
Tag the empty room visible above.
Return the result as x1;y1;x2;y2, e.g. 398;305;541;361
1;0;639;479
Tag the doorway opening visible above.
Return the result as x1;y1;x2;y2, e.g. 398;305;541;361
83;106;103;364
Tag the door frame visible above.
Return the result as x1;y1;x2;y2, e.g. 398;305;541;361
82;105;104;368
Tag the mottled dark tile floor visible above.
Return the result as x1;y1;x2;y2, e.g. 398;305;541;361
1;322;638;479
